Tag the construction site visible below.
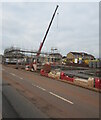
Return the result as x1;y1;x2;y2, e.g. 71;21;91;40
1;4;101;119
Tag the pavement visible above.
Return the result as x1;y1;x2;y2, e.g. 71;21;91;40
2;65;100;118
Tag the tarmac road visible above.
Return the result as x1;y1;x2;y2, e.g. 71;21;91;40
2;65;100;118
2;82;49;119
2;93;19;118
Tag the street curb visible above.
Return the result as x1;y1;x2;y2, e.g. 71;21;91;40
40;75;101;93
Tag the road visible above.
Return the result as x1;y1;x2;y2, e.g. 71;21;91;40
2;93;19;118
2;65;100;118
2;81;48;118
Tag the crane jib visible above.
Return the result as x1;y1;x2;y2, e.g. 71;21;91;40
37;5;59;56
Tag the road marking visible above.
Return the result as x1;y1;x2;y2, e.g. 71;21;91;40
9;72;73;105
32;84;36;87
36;85;46;91
32;84;46;91
10;73;16;76
49;92;74;105
10;72;23;80
19;77;23;80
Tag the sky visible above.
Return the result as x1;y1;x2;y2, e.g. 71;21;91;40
0;2;99;58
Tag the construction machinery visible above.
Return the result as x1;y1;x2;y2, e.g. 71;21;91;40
26;5;59;71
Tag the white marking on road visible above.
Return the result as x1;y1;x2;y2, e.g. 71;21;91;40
19;77;23;80
32;83;36;86
10;72;23;80
36;85;46;91
49;92;74;105
9;72;73;105
10;73;16;76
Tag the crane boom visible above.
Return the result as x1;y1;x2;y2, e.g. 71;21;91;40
37;5;59;56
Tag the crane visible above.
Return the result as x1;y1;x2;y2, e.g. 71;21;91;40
37;5;59;57
26;5;59;71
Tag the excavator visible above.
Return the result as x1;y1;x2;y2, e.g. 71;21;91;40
25;5;59;71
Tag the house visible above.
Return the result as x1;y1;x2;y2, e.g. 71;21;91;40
67;52;95;63
45;53;62;64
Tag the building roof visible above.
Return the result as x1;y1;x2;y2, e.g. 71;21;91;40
49;53;62;57
70;52;95;58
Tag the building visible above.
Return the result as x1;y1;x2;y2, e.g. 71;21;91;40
67;52;95;63
3;47;26;64
45;53;62;64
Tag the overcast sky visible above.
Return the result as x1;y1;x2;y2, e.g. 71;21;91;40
1;2;99;57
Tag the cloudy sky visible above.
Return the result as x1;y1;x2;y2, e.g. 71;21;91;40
1;2;99;57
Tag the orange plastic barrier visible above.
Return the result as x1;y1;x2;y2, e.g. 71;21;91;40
40;69;48;77
95;78;101;89
60;72;74;82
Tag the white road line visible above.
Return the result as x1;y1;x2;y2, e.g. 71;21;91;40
19;77;23;80
32;83;35;86
9;72;73;105
10;73;16;76
49;92;74;105
36;85;46;91
10;72;23;80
